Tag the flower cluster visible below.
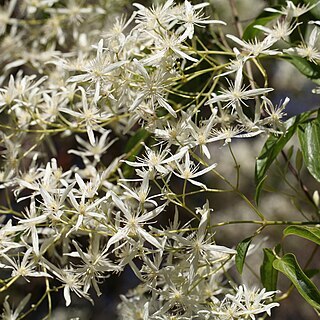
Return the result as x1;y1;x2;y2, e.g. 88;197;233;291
1;0;319;318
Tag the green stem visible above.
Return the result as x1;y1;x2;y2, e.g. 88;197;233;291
228;143;240;190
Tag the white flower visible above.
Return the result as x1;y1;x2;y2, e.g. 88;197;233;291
106;193;166;250
37;91;67;122
172;151;217;189
206;67;274;109
227;285;280;319
54;0;93;25
0;168;15;189
41;259;91;307
173;200;236;281
142;31;198;65
259;96;289;131
68;238;121;296
17;197;47;255
265;1;320;18
39;182;74;218
1;294;31;320
187;110;217;159
122;145;188;176
211;125;262;145
0;0;17;35
68;130;117;164
0;220;24;254
285;26;320;63
119;174;160;206
60;86;112;145
214;48;248;79
130;59;177;117
67;39;127;102
0;75;18;106
67;192;107;232
0;248;52;281
17;159;68;199
74;172;101;198
212;285;279;319
133;0;175;31
226;34;279;57
154;115;190;146
118;295;150;320
254;19;300;41
177;1;226;41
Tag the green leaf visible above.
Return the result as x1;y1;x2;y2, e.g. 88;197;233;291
284;226;320;245
255;114;309;204
260;248;279;291
305;269;320;279
243;12;280;41
303;0;320;19
235;237;252;274
281;56;320;84
298;115;320;182
273;253;320;310
124;128;149;153
295;148;303;173
286;145;294;161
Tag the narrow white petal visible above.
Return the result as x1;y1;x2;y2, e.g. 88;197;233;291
87;125;96;146
112;193;130;217
139;228;162;248
173;48;198;62
188;178;207;189
202;144;211;159
191;162;217;178
64;286;71;307
75;173;86;191
106;229;127;250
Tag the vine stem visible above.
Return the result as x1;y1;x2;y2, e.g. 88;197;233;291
188;148;266;221
0;276;19;292
281;150;319;214
163;220;320;234
228;143;240;190
210;219;320;228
